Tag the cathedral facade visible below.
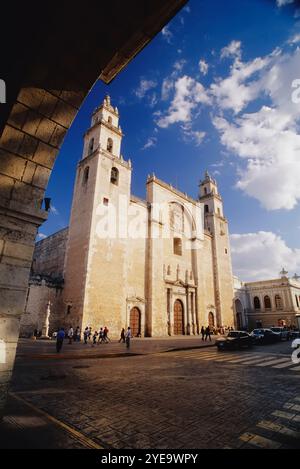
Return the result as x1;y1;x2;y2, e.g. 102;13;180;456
21;96;235;338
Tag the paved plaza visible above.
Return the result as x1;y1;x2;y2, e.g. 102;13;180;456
1;337;300;449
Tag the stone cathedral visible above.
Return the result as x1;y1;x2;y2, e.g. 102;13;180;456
21;96;235;338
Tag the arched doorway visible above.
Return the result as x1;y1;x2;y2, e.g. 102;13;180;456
235;299;243;330
130;307;141;337
208;312;215;328
174;300;184;335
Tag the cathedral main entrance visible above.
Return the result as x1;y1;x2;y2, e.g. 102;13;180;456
174;300;184;335
130;307;141;337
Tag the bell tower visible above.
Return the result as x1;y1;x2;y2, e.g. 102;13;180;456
63;96;132;333
199;171;234;328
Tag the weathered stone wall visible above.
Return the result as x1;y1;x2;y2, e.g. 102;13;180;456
20;277;64;337
32;227;68;279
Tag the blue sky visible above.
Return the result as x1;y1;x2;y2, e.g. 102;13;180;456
40;0;300;281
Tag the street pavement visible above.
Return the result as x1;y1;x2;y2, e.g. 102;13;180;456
1;337;300;449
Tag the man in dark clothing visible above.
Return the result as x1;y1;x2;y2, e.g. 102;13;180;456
201;326;205;341
205;326;211;342
56;328;65;353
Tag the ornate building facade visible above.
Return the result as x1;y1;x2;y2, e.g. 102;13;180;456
21;96;235;338
234;272;300;330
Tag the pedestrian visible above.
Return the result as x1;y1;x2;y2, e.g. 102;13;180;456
92;330;98;346
98;327;104;344
56;327;65;353
68;325;74;344
83;327;89;344
103;326;110;343
201;326;205;341
88;326;92;341
125;327;132;348
118;328;125;343
75;326;80;342
205;326;211;342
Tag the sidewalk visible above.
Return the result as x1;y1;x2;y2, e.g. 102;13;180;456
16;335;217;361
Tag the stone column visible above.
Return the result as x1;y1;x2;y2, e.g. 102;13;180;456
40;300;51;339
0;86;81;418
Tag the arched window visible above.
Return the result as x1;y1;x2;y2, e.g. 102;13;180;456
88;138;94;155
83;166;89;185
108;116;112;124
275;294;283;310
107;138;113;153
204;204;209;214
110;167;119;185
264;295;271;310
204;187;207;195
296;295;299;308
173;238;182;256
254;296;260;310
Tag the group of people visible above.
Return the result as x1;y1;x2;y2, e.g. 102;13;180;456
55;325;133;352
200;325;234;341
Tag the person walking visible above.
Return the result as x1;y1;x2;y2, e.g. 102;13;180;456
201;326;205;341
75;326;80;342
98;327;104;344
125;327;132;349
56;327;65;353
103;326;110;343
205;325;211;342
83;327;89;344
88;327;92;341
68;325;74;344
92;330;98;346
118;328;125;343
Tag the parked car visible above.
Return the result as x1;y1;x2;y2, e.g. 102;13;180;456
289;331;300;340
270;327;290;341
216;331;253;350
250;328;279;345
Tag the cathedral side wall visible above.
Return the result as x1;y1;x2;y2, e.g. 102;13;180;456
20;281;64;337
32;227;68;278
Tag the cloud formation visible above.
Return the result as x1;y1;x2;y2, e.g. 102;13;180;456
231;231;300;281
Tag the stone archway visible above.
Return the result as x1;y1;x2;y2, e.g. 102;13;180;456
0;1;188;418
208;311;215;328
174;300;184;335
235;299;243;330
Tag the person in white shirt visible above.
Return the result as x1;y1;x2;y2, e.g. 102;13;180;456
68;326;74;344
125;327;132;348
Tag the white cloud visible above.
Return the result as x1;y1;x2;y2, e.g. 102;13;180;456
173;59;186;71
276;0;294;6
199;59;209;75
213;47;300;210
161;78;174;101
135;79;157;99
50;205;59;215
141;137;157;150
288;33;300;44
157;75;211;128
231;231;300;281
181;124;206;146
161;25;173;44
211;55;271;114
220;40;242;60
37;233;47;240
